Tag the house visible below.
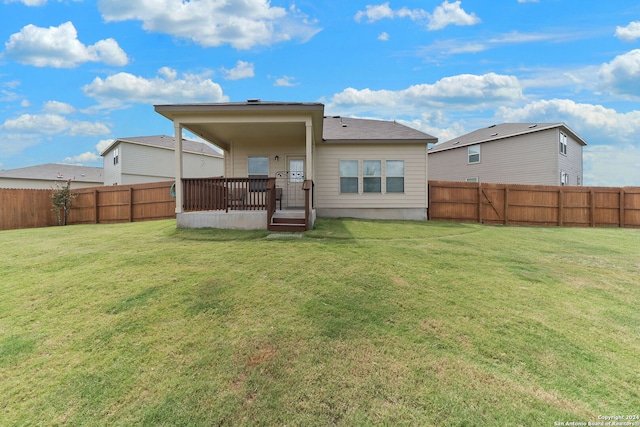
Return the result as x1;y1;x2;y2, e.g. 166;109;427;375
0;163;103;189
154;101;437;230
428;123;586;186
100;135;224;186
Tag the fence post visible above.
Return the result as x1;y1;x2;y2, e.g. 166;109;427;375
94;189;99;224
558;188;563;226
620;189;625;228
590;189;596;227
504;187;509;225
129;187;133;222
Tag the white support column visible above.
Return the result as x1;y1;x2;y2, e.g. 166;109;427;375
305;121;313;181
174;123;184;214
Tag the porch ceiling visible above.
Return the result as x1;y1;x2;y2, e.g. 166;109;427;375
154;102;325;152
183;122;306;152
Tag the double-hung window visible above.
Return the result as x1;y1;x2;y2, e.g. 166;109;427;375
363;160;381;193
468;145;480;164
248;156;269;191
340;160;358;193
386;160;404;193
559;132;567;155
113;147;119;165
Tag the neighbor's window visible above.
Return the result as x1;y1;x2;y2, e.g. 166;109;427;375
248;156;269;191
559;132;568;155
340;160;358;193
113;147;119;165
386;160;405;193
560;171;568;186
468;145;480;163
577;175;582;186
363;160;381;193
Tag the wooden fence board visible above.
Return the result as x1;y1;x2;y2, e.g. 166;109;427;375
428;181;640;228
1;181;175;230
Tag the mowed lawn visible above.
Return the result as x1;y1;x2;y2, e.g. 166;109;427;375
0;219;638;426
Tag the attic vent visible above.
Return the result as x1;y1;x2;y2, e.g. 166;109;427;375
488;124;496;128
453;141;460;145
247;98;261;103
528;124;538;128
490;133;498;137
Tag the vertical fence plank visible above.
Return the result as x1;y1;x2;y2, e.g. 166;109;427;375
620;189;625;228
558;188;563;226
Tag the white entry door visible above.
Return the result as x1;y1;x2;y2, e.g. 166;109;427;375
288;158;305;208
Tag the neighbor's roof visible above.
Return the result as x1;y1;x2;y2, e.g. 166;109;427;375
100;135;223;157
322;116;437;143
429;122;588;153
0;163;104;183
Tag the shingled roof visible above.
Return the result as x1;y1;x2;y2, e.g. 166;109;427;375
429;122;587;153
0;163;104;183
323;116;437;143
100;135;223;157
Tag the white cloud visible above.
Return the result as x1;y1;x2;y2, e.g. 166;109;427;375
378;32;390;41
0;113;110;136
4;0;82;5
96;138;114;154
98;0;321;50
221;60;255;80
428;0;480;30
63;152;100;164
583;145;640;187
329;73;523;115
43;100;76;114
274;76;298;87
598;49;640;98
615;21;640;42
4;21;128;68
82;68;229;109
517;0;538;3
354;1;479;31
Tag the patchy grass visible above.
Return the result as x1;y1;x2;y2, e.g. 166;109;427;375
0;219;638;426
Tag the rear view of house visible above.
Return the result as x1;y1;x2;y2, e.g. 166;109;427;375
428;123;586;186
154;101;437;230
101;135;223;186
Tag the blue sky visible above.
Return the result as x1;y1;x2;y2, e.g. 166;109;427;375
1;0;639;186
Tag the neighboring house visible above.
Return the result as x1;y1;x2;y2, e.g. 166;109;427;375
100;135;224;186
154;101;437;230
0;163;103;189
428;123;586;186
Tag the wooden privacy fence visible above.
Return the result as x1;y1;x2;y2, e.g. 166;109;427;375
0;181;175;231
428;181;640;228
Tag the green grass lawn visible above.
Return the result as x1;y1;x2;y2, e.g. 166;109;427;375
1;219;638;426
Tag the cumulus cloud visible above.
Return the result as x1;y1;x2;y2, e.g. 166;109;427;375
63;152;101;164
96;138;114;154
354;1;479;30
599;49;640;98
328;73;523;115
0;113;110;136
82;68;229;109
43;100;76;114
378;32;390;41
221;60;255;80
615;21;640;42
583;144;640;186
4;21;128;68
5;0;82;5
274;76;298;87
97;0;321;50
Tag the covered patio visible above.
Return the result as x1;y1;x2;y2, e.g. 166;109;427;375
154;101;325;231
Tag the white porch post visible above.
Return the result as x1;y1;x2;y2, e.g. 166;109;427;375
305;121;313;181
174;123;184;214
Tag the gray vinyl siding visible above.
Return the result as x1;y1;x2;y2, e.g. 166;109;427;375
315;143;427;209
558;130;584;186
429;129;563;185
225;137;305;178
104;142;223;185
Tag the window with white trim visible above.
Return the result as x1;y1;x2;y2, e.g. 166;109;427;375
386;160;404;193
113;147;119;165
559;132;567;155
248;156;268;178
363;160;381;193
468;145;480;164
340;160;358;193
560;171;569;186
